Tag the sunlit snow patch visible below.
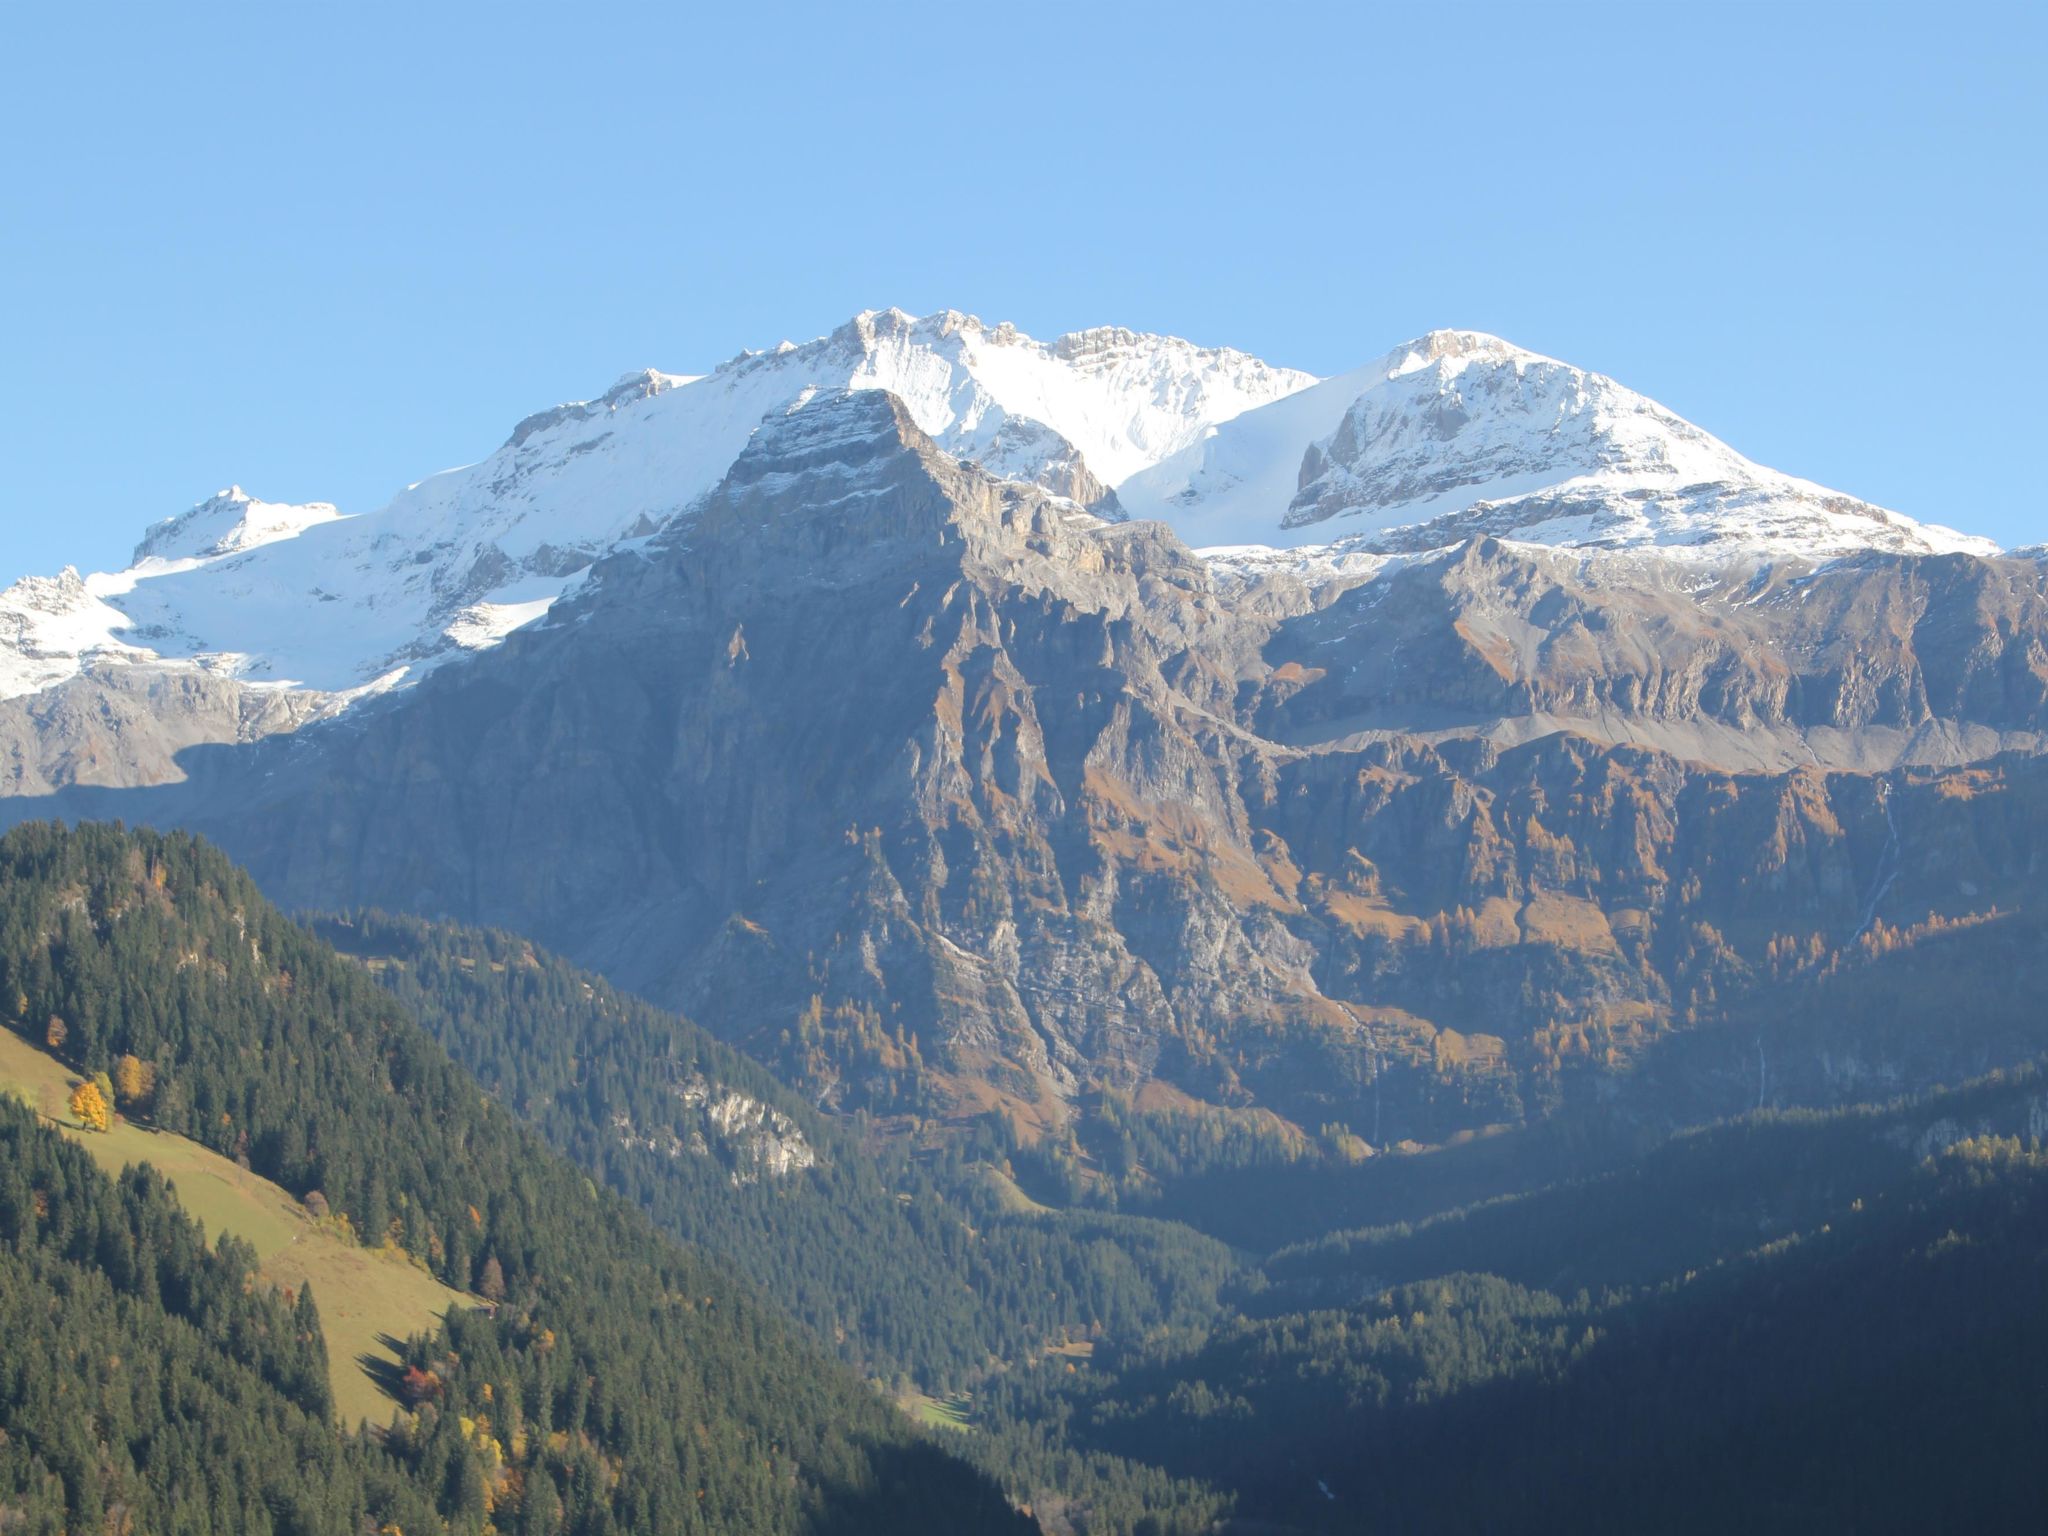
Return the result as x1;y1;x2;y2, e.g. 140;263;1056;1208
445;596;562;651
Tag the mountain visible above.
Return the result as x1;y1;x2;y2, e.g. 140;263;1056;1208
1120;329;1997;560
0;314;1989;743
311;907;1234;1398
319;910;2048;1533
3;308;2045;1173
0;311;1307;712
14;829;2035;1534
5;308;2043;1533
979;1075;2048;1533
5;378;2039;1167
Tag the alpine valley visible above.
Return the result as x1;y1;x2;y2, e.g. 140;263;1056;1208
4;310;2045;1534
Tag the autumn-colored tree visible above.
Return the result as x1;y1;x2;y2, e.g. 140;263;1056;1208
302;1189;330;1220
113;1053;154;1107
479;1254;507;1303
44;1016;66;1052
69;1079;110;1132
92;1072;115;1115
398;1364;444;1405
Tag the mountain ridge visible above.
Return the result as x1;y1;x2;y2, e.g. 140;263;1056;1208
3;318;2044;1184
1125;326;1996;560
0;311;2000;717
16;392;2046;1164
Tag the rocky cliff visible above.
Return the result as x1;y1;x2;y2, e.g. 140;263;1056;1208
16;385;2045;1163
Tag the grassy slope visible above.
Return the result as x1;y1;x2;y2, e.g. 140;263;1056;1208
0;1028;470;1426
909;1393;975;1432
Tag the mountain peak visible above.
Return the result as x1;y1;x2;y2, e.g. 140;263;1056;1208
1123;325;1997;562
1378;329;1542;377
132;486;345;566
506;369;697;449
725;388;922;484
600;368;695;407
0;309;2007;711
0;563;145;700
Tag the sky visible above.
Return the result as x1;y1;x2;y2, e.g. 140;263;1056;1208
2;0;2042;577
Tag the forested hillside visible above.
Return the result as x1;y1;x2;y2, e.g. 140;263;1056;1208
0;822;1029;1535
316;910;1236;1393
317;906;2048;1534
319;910;1240;1528
0;1098;440;1535
999;1127;2048;1533
6;821;2042;1534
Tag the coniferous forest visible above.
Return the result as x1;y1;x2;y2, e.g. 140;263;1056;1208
320;906;2048;1533
0;823;1028;1535
2;821;2045;1534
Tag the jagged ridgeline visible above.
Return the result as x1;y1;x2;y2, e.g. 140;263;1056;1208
0;821;1030;1536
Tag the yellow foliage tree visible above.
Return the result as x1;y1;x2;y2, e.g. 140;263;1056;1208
113;1053;154;1107
69;1079;110;1132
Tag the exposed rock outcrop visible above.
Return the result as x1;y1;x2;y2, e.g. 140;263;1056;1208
19;389;2046;1154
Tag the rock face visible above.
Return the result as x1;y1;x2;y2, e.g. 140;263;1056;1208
5;314;2047;1154
17;385;2048;1154
0;662;345;795
1246;540;2048;770
613;1073;817;1185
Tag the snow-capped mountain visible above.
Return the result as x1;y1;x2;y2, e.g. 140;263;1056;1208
0;568;149;701
17;375;2043;1152
0;312;2002;709
132;486;346;563
5;310;2045;1218
1121;330;1997;560
0;309;1307;703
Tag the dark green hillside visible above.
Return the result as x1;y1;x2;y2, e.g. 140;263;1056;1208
15;818;2035;1535
0;1096;444;1535
316;906;2048;1535
314;909;1234;1392
1258;1065;2048;1306
0;821;1030;1536
1032;1133;2048;1533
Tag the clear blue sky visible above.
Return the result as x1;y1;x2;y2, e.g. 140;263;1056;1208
3;1;2042;576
